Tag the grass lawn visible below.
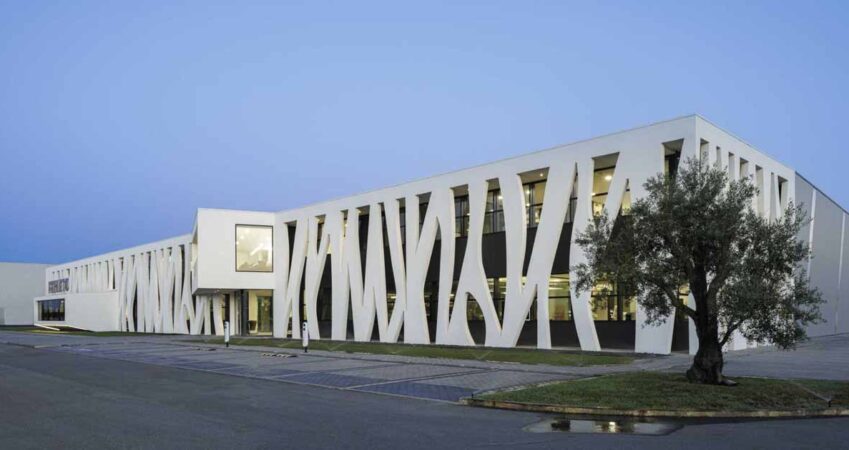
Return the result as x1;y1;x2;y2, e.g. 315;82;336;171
481;372;849;411
192;336;634;367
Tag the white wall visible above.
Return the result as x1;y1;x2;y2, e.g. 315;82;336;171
796;175;849;336
0;262;49;325
44;234;199;334
34;292;119;331
194;208;276;292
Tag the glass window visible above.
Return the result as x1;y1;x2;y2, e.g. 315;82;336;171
591;167;631;217
247;289;273;335
524;181;546;227
236;225;273;272
548;274;571;321
591;280;616;321
484;190;505;234
467;301;483;321
488;277;506;320
455;196;469;237
592;168;613;216
593;168;614;196
38;299;65;321
590;280;636;321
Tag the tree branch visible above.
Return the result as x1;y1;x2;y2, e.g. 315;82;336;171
643;273;696;319
720;320;742;347
668;288;696;319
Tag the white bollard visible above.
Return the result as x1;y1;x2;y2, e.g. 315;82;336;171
224;321;230;348
302;321;309;353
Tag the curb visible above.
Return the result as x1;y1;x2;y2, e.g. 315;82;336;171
461;397;849;418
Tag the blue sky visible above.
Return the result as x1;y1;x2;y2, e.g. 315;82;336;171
1;1;847;263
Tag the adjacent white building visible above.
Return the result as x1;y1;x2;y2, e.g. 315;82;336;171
32;115;849;354
1;262;49;325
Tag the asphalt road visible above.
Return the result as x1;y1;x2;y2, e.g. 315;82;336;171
2;343;849;449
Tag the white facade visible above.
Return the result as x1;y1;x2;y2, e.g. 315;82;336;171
34;115;847;354
1;262;49;325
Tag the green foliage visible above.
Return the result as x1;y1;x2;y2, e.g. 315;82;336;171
574;157;822;350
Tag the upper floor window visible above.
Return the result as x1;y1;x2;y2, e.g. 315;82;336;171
236;225;273;272
524;181;546;227
484;190;505;233
455;196;470;237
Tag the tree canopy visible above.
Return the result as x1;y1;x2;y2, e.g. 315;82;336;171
573;157;822;384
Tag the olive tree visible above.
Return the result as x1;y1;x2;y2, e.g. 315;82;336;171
573;158;822;385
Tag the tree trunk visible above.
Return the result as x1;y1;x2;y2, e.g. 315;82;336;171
687;331;725;384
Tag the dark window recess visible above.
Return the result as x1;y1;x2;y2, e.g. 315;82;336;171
38;299;65;321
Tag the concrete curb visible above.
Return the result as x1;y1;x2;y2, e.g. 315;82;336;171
461;397;849;418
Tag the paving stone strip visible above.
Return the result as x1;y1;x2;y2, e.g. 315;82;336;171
0;332;581;402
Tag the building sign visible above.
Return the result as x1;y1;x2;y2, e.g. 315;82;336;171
48;278;69;294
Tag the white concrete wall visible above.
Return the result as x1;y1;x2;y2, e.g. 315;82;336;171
43;235;204;335
194;208;276;292
796;175;849;336
0;262;49;325
34;292;119;331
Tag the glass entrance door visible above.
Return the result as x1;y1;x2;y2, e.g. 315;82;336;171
244;289;273;336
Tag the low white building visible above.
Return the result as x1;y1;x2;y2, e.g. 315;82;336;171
1;262;49;325
33;115;849;354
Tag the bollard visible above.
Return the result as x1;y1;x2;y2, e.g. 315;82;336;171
302;321;309;353
224;321;230;348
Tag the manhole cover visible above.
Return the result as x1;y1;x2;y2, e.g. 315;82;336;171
261;353;295;359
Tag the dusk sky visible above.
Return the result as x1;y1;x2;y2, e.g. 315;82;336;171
1;1;847;264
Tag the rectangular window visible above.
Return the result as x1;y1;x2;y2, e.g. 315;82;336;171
592;168;614;216
590;280;636;321
548;274;572;321
455;196;470;238
524;181;546;227
236;225;273;272
247;289;274;335
484;190;505;233
38;299;65;321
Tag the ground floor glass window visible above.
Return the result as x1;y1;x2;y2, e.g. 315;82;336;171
38;298;65;321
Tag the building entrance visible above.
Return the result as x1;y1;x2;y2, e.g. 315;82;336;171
232;289;273;336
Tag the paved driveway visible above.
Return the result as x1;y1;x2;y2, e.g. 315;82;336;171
2;341;849;450
0;331;585;402
721;333;849;381
3;330;846;404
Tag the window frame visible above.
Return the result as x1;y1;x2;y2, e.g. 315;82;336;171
234;224;274;273
38;298;65;322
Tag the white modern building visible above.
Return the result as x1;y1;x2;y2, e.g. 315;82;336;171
32;116;849;354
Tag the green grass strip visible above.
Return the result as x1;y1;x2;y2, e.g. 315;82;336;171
481;372;849;411
192;336;633;367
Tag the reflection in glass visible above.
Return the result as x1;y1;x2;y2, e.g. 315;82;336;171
38;298;65;321
591;167;631;217
548;274;571;321
236;225;273;272
590;280;636;321
455;196;470;237
247;289;273;335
